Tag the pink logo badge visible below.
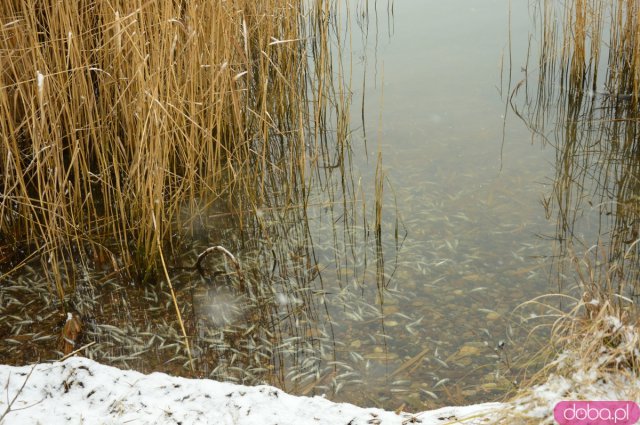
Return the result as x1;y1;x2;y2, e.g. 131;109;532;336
554;401;640;425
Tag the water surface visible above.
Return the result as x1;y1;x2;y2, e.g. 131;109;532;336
3;0;627;412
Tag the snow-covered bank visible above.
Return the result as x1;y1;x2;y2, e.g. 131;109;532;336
2;348;638;424
0;357;502;424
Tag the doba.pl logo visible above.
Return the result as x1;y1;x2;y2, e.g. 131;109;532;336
554;401;640;425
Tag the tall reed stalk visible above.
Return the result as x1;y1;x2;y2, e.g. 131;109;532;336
510;0;640;292
0;0;345;296
502;1;640;407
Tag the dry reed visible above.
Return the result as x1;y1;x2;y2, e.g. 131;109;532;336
501;1;640;418
0;0;346;298
509;0;640;289
498;249;640;423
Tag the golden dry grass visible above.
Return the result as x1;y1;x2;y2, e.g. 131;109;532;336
495;250;640;424
504;2;640;414
0;0;347;297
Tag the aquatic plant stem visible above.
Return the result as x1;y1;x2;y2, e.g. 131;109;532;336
194;245;244;288
152;214;194;373
59;341;97;362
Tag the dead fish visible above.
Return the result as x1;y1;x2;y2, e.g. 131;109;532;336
420;389;439;400
434;378;450;388
433;357;449;369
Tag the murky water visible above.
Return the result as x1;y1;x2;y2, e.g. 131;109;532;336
312;0;561;407
2;0;637;413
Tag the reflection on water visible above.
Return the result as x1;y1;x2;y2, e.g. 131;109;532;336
509;0;640;295
2;0;637;413
0;0;551;411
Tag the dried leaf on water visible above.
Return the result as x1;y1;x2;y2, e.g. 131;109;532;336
60;312;83;355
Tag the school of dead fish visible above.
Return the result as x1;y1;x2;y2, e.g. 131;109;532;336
0;175;560;411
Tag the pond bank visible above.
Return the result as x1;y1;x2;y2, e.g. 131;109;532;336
0;357;500;424
1;336;637;425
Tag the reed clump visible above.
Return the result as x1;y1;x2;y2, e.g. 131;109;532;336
511;0;640;290
499;251;640;424
0;0;343;295
552;252;639;374
501;1;640;420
